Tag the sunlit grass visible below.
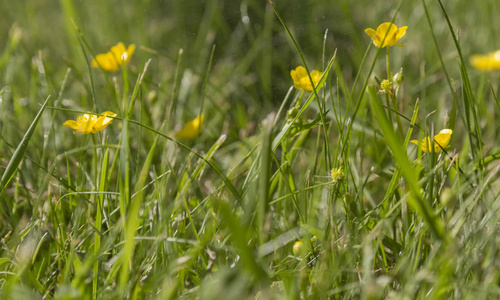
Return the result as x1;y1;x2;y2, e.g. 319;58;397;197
1;0;500;299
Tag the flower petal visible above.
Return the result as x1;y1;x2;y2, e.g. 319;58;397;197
434;129;452;151
376;22;398;47
364;28;376;39
377;22;398;37
123;44;136;63
110;42;126;62
175;114;204;140
395;26;408;41
93;53;120;71
93;111;117;132
63;120;79;130
290;66;324;92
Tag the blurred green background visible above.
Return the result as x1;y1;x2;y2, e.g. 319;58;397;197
1;0;499;128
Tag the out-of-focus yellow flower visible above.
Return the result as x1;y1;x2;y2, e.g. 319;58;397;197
63;111;117;134
364;22;408;48
92;42;135;72
175;114;204;140
470;50;500;71
330;167;344;184
293;241;306;256
410;129;453;153
290;66;323;92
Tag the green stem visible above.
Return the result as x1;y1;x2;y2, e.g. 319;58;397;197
386;46;391;80
386;47;404;138
91;134;99;300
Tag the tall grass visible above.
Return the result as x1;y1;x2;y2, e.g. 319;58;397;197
1;0;500;298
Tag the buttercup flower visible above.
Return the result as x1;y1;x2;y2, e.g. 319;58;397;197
365;22;408;48
293;241;306;256
290;66;323;92
92;42;135;72
330;167;344;184
410;129;453;153
175;114;204;140
470;50;500;71
63;111;117;134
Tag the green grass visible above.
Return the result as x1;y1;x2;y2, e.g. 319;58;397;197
1;0;500;298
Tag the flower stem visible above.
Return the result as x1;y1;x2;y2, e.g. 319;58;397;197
386;47;404;138
386;47;391;79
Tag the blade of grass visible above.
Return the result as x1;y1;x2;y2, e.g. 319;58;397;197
0;95;51;224
93;148;109;300
369;87;445;240
269;0;333;170
437;0;484;174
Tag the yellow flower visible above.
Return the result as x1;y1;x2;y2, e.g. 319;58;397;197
63;111;117;134
330;167;344;184
290;66;323;92
175;114;204;140
364;22;408;48
92;42;135;72
293;241;306;256
410;129;453;153
470;50;500;71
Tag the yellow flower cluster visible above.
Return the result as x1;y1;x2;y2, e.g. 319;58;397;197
92;42;135;72
63;111;117;134
65;41;210;139
289;22;408;91
364;22;407;48
410;129;453;153
470;50;500;71
290;66;323;92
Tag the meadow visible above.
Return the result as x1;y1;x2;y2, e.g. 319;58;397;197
1;0;500;298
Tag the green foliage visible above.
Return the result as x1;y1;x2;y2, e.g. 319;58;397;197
1;0;500;298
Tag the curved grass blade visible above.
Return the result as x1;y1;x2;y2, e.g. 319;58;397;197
0;96;51;220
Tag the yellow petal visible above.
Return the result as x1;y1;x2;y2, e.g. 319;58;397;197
470;55;489;70
411;129;452;153
175;114;205;140
93;53;120;71
79;114;97;134
395;26;408;41
376;22;398;47
110;42;127;63
410;138;430;152
433;129;452;152
364;28;376;39
290;69;300;84
470;50;500;71
290;66;324;92
377;22;398;37
123;44;136;63
63;120;79;130
291;66;309;91
93;111;117;132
